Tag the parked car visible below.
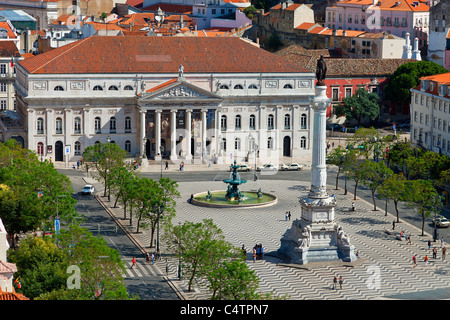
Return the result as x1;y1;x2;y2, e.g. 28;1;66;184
82;184;94;195
280;163;303;171
256;164;277;172
326;123;343;131
433;215;450;228
230;164;252;172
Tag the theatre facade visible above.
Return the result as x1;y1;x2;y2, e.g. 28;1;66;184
14;36;315;164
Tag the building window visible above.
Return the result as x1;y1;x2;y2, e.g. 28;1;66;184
234;84;243;90
95;117;101;134
55;117;63;134
300;113;307;129
284;114;291;129
37;117;44;134
0;83;6;92
268;114;274;130
221;138;226;151
54;86;64;91
0;100;6;110
0;64;6;75
108;85;119;91
109;117;116;133
332;88;339;101
235;115;241;130
93;85;103;91
249;114;256;130
267;137;273;149
300;136;307;149
248;84;258;89
74;141;81;155
283;84;293;89
37;142;44;156
125;117;132;133
234;138;241;150
125;140;131;153
74;117;81;134
124;85;133;90
345;87;352;97
221;115;227;131
219;85;229;90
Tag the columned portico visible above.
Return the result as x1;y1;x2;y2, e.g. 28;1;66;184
185;109;192;161
155;109;162;160
170;109;178;160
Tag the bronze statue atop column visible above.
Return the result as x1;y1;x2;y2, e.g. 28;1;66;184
316;55;327;86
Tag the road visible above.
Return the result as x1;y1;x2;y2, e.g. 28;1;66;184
67;172;179;300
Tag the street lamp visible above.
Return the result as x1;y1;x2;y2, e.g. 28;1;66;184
154;203;164;259
106;136;111;202
160;146;163;179
143;137;147;159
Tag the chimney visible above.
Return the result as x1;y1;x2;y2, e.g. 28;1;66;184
402;32;412;59
411;37;422;60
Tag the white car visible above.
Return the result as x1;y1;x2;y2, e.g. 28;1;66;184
433;216;450;228
256;164;277;172
82;185;95;195
230;164;252;172
280;163;303;171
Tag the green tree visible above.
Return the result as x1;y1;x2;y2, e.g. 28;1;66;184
335;88;379;125
384;60;448;104
82;142;127;197
378;174;407;222
360;160;393;211
403;179;442;236
326;145;348;190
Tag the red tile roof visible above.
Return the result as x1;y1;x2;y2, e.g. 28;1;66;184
0;289;29;300
421;72;450;85
336;0;429;12
0;41;20;58
18;36;309;75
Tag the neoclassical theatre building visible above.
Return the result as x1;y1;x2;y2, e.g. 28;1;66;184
15;36;315;164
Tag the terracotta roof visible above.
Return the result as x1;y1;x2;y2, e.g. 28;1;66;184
18;36;309;75
145;78;178;93
295;22;317;30
126;0;144;7
84;22;126;31
0;289;29;300
119;13;155;25
421;72;450;85
336;0;429;12
308;26;328;34
142;3;193;14
276;44;413;76
271;3;303;10
0;41;20;58
0;21;16;39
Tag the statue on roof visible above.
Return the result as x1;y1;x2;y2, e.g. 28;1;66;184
178;64;184;79
316;55;327;85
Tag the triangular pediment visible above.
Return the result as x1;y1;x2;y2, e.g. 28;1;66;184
139;78;223;102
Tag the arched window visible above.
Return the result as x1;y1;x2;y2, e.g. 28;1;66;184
221;115;227;131
124;85;134;90
37;117;44;134
94;140;101;145
301;113;307;129
125;116;131;133
93;85;103;91
125;140;131;153
248;84;258;89
268;114;274;130
221;138;227;151
54;86;64;91
219;84;229;90
55;117;63;134
234;138;241;150
300;136;307;149
267;137;273;149
284;114;291;130
74;117;81;134
283;84;293;89
109;117;116;133
95;117;101;134
74;141;81;155
234;84;243;90
249;114;256;130
235;115;241;130
108;85;119;91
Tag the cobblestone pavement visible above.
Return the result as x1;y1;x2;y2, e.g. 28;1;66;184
95;176;450;300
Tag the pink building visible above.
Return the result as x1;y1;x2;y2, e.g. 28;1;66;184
325;0;429;49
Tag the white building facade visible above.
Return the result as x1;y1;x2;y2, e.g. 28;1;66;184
15;36;315;165
410;72;450;154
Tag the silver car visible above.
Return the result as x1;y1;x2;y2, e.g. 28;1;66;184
433;216;450;228
82;185;95;195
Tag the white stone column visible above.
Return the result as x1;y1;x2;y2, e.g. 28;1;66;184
155;109;162;160
185;109;192;161
201;108;207;161
170;109;178;160
309;85;330;199
216;109;223;163
27;109;35;151
140;110;146;157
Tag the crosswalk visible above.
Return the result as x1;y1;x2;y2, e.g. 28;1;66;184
122;259;161;278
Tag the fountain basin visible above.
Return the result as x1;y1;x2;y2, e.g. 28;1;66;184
191;190;277;208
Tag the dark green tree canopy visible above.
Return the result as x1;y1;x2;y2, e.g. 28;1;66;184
335;88;380;125
384;60;448;103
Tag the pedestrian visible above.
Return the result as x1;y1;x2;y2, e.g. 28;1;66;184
407;235;412;245
424;255;429;267
392;220;396;230
241;245;247;258
433;247;437;259
131;256;136;269
151;252;155;264
443;246;447;261
412;254;417;268
351;202;355;212
146;252;150;264
285;212;288;221
165;161;169;170
428;239;431;251
332;276;337;290
441;237;445;248
288;211;291;221
339;276;343;289
252;247;256;263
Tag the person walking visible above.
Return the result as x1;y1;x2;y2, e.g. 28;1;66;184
412;254;417;268
338;276;343;290
252;247;256;263
131;256;136;269
333;276;337;290
165;161;169;170
441;237;445;248
428;239;431;251
424;255;429;267
288;211;291;221
407;235;412;245
443;246;447;261
432;247;437;259
392;220;396;230
146;252;150;264
151;252;155;265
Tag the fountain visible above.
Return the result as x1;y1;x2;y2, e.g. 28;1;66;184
190;160;277;208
